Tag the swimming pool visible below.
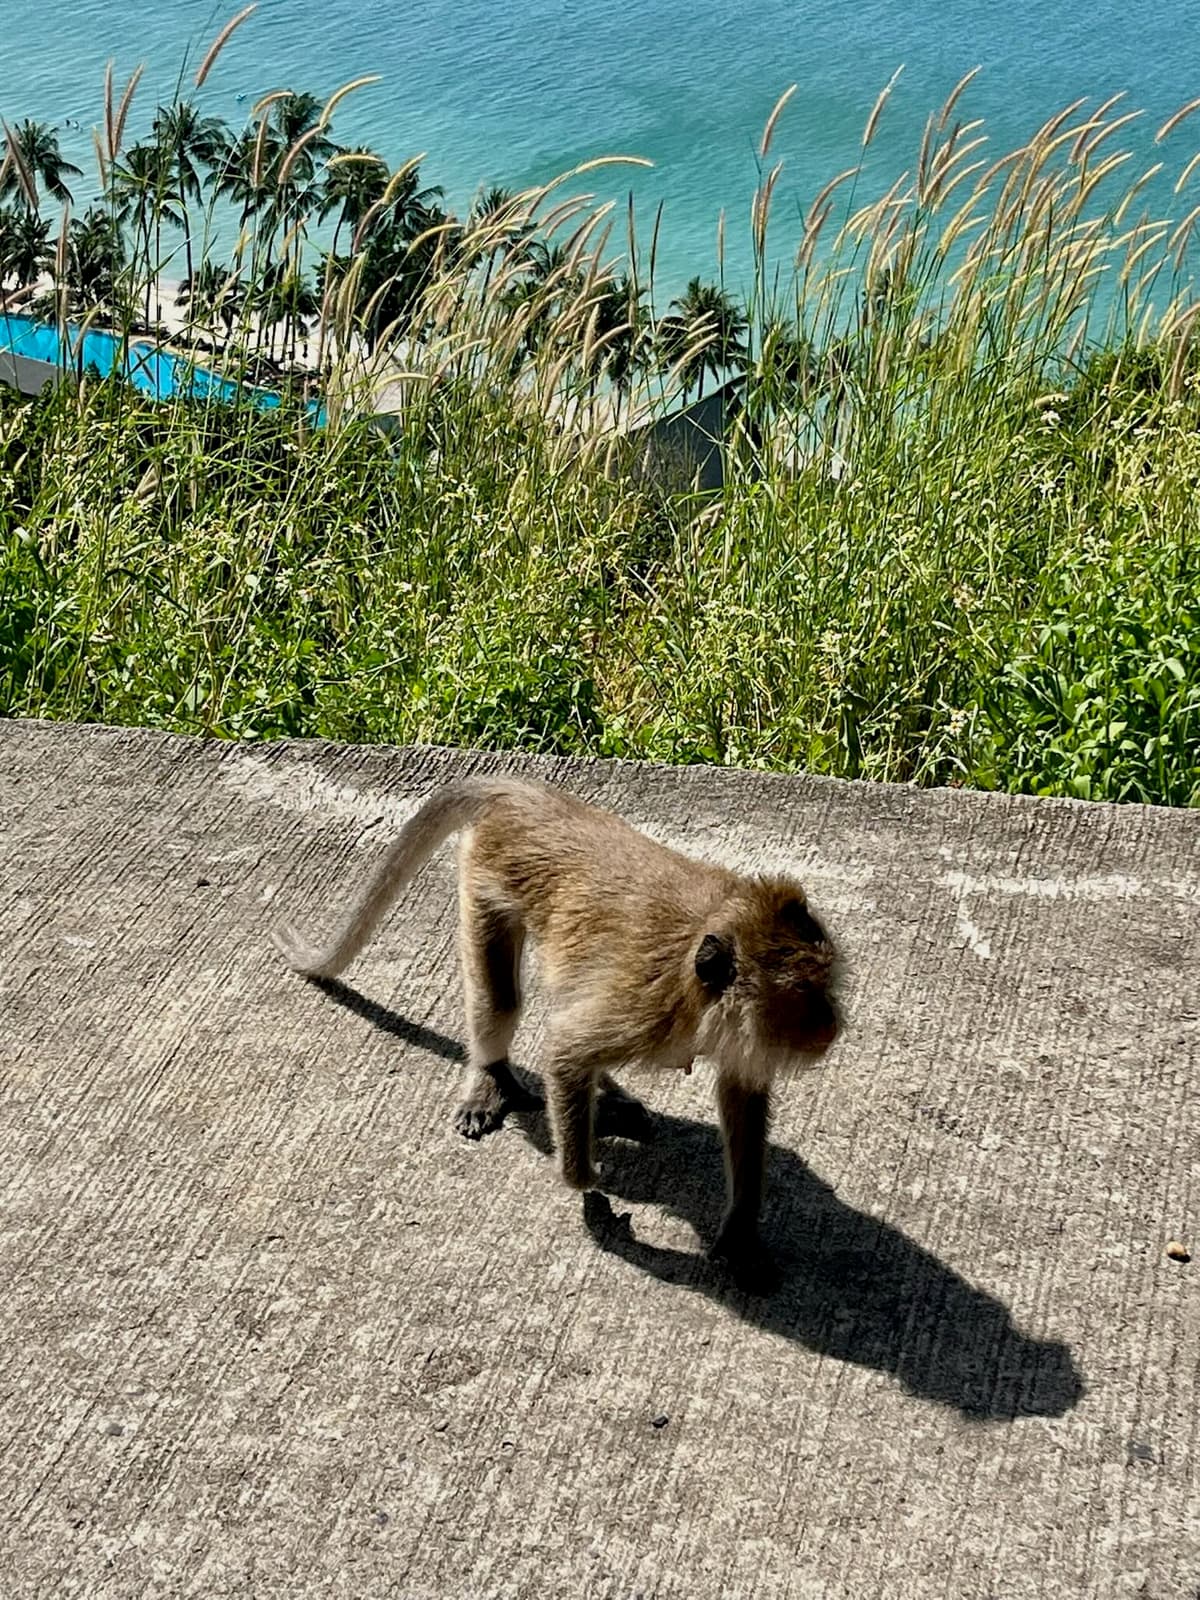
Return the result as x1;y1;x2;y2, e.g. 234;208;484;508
0;311;323;421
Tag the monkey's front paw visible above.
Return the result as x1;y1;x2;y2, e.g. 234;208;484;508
453;1098;507;1140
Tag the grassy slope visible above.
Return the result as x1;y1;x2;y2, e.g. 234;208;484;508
2;346;1197;805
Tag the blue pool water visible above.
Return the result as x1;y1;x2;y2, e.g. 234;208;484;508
0;312;320;418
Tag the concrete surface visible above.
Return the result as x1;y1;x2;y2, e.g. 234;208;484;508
0;721;1196;1600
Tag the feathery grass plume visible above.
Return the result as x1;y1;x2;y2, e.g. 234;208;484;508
1118;223;1170;284
109;64;145;163
52;204;70;333
935;190;987;259
752;163;783;260
795;200;832;274
350;154;427;249
1175;149;1200;194
249;97;287;190
760;84;797;160
103;60;115;163
1067;117;1106;166
1113;164;1165;226
1031;97;1090;150
1077;149;1133;207
1166;300;1200;397
1168;202;1200;269
863;67;903;149
805;166;861;233
91;127;109;192
916;113;938;202
925;121;986;201
1068;94;1129;162
1;120;37;210
195;4;258;89
1078;109;1144;163
317;75;381;131
937;66;981;132
845;169;911;242
931;155;988;212
277;127;325;191
1156;95;1200;144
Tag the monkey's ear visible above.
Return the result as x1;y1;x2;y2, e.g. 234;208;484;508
695;932;737;995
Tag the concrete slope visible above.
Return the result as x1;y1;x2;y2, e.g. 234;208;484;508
0;721;1196;1599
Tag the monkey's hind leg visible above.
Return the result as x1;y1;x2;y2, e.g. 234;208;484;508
453;889;539;1140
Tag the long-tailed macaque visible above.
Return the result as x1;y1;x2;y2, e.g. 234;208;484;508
273;777;839;1281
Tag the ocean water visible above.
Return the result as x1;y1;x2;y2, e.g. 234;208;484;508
1;0;1196;299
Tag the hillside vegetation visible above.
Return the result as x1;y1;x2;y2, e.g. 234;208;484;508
2;31;1198;804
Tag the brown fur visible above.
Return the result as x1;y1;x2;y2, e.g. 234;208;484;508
272;777;840;1280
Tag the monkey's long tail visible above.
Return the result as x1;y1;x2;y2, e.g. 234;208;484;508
270;778;497;979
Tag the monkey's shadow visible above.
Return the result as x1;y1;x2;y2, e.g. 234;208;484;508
320;980;1084;1422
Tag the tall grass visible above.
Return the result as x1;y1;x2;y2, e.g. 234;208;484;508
1;36;1199;805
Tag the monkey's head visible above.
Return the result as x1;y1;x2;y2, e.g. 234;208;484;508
693;879;839;1072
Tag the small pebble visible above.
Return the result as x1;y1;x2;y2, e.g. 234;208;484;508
101;1421;124;1438
650;1414;669;1430
1165;1240;1191;1263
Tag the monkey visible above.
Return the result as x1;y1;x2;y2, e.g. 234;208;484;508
272;776;839;1284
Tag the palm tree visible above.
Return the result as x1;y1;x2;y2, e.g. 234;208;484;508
63;206;125;314
109;140;182;324
271;91;335;159
335;168;452;350
464;184;533;290
0;120;82;210
0;207;51;291
209;127;275;240
373;165;445;245
176;259;243;339
268;92;337;246
152;101;229;288
211;97;337;277
587;271;650;405
257;265;319;365
658;278;748;399
750;314;812;400
495;240;578;371
318;147;389;262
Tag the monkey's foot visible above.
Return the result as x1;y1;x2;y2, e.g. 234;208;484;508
709;1223;780;1295
595;1082;657;1143
453;1060;542;1140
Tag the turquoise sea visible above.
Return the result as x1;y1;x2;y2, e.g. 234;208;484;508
2;1;1197;298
